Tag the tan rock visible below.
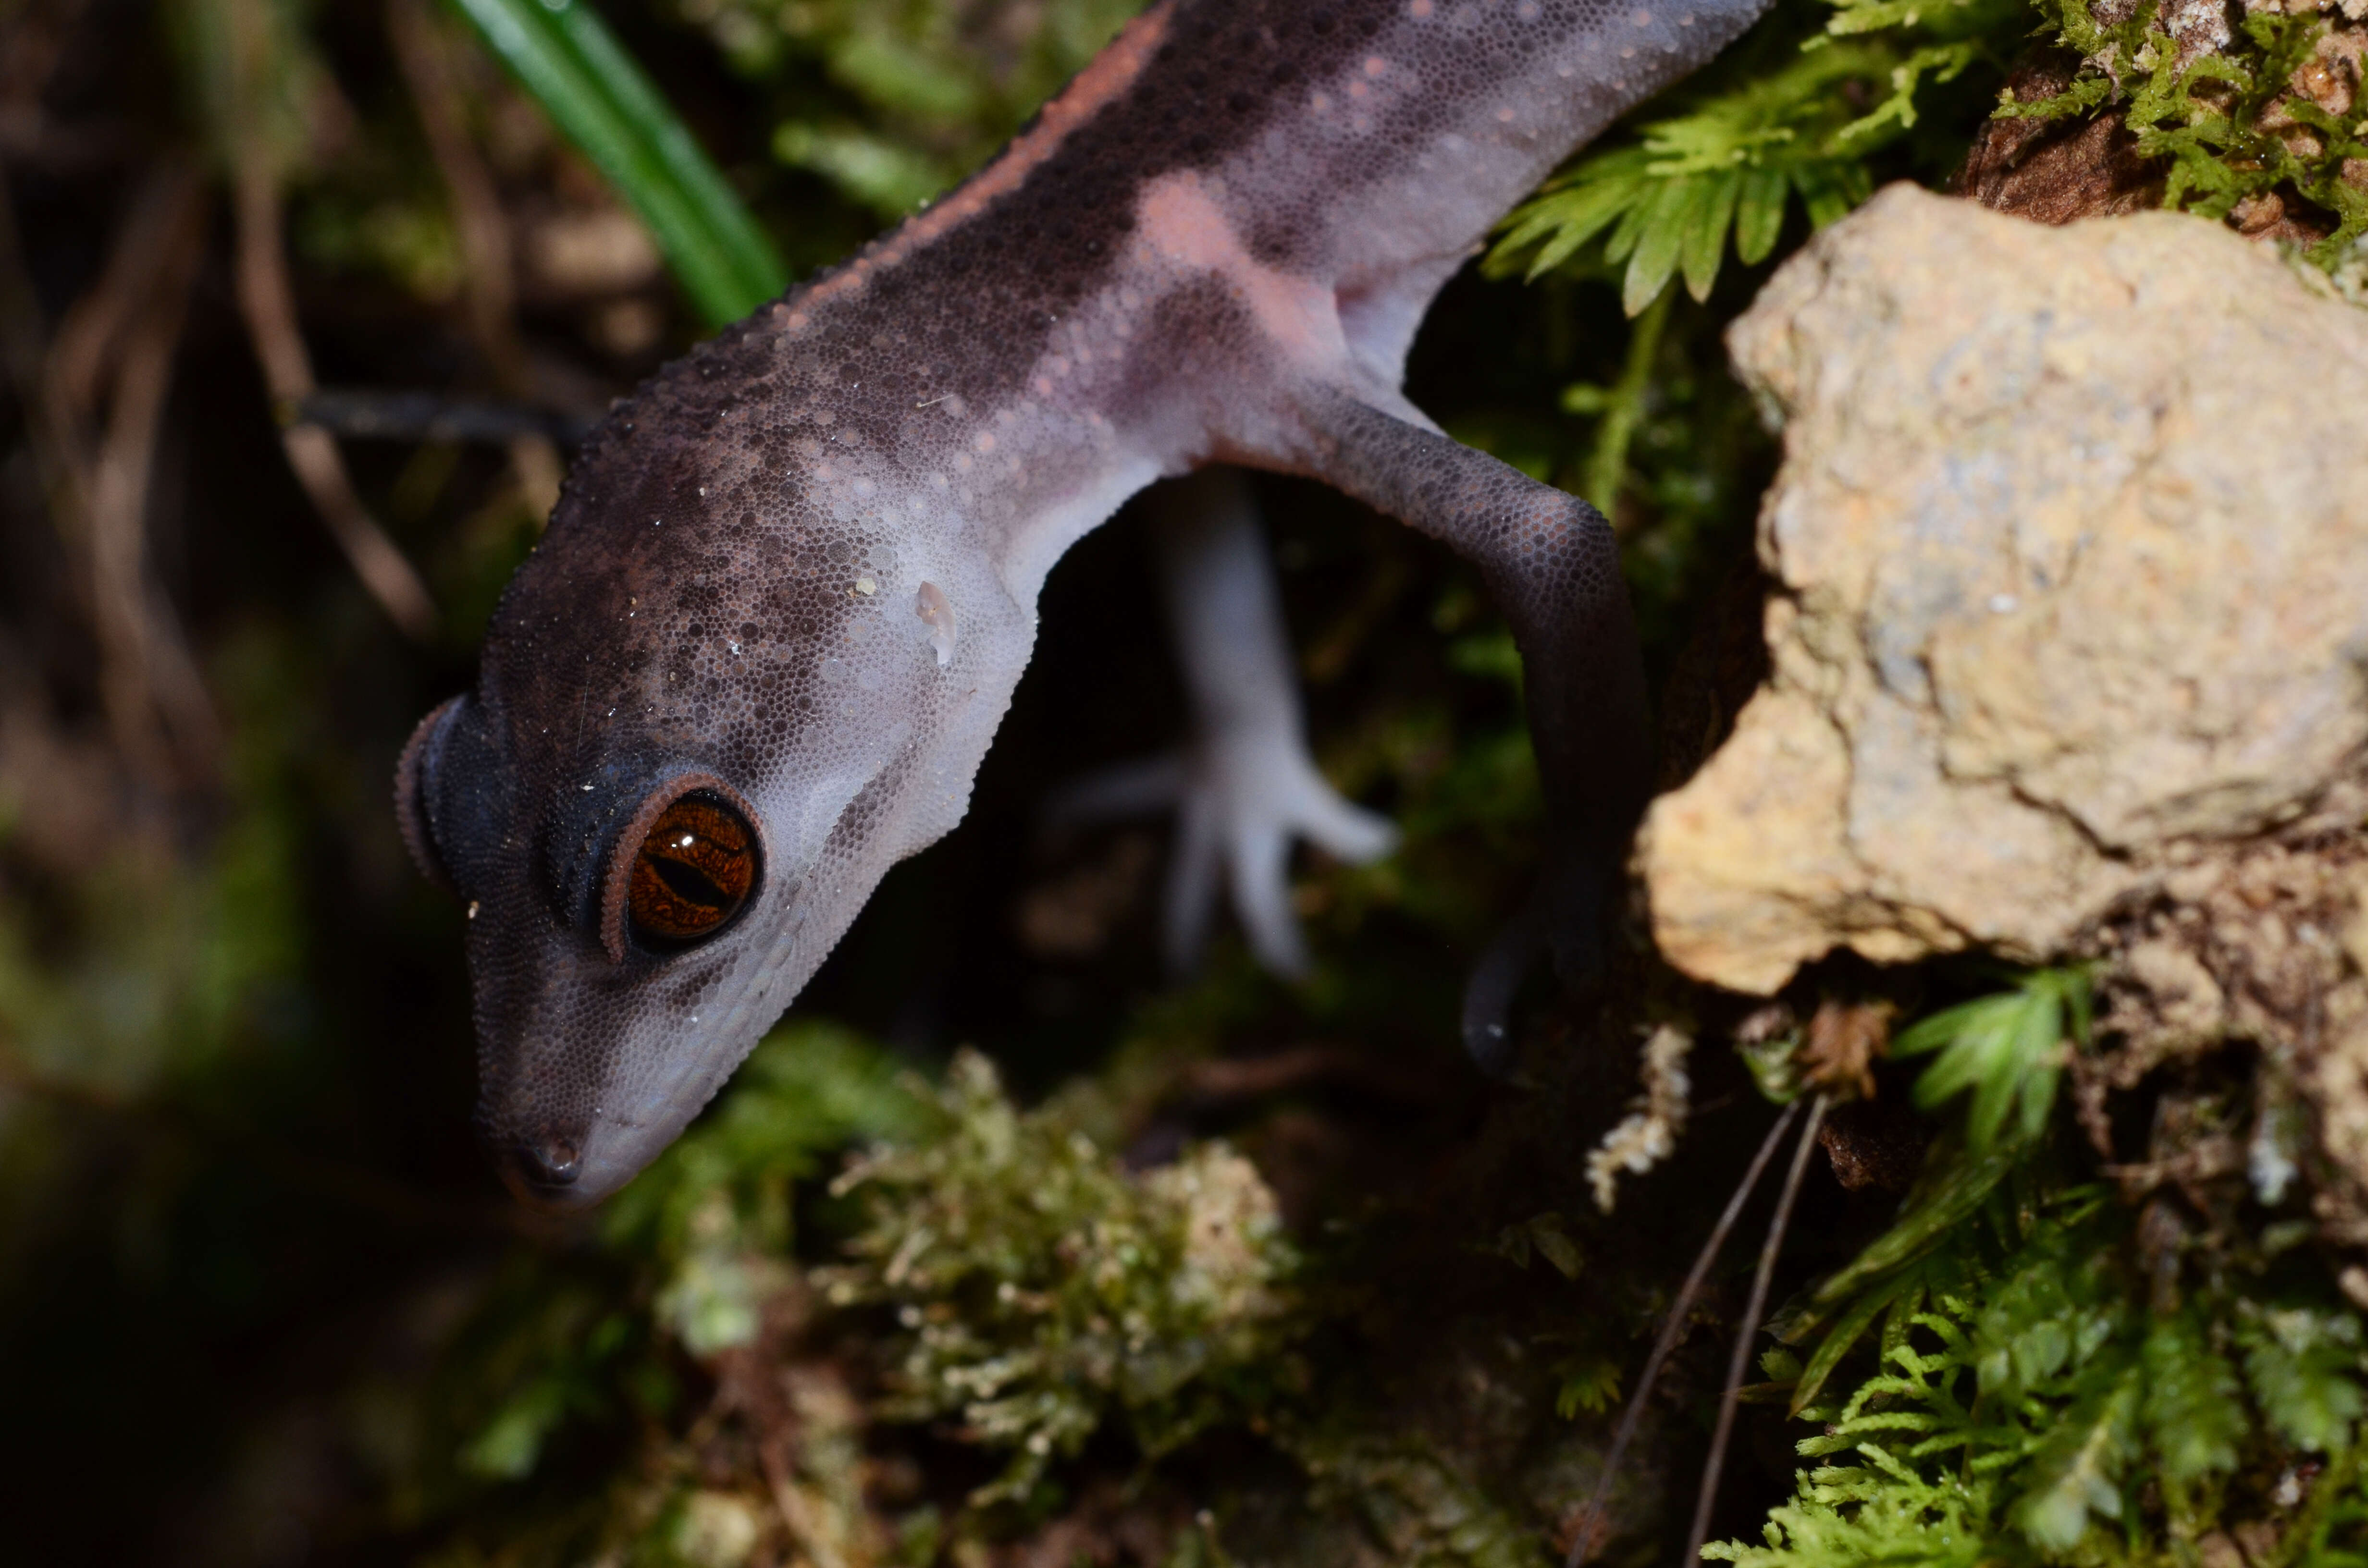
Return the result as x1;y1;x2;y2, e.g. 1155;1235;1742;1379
1640;184;2368;994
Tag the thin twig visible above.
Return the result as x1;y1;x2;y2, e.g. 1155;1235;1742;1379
0;133;95;569
1566;1096;1805;1568
4;154;221;787
85;199;221;786
292;388;595;446
230;157;439;638
386;0;564;517
48;161;205;428
1683;1094;1829;1567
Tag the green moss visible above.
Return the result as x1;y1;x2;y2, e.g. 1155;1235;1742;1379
2005;0;2368;264
826;1050;1308;1504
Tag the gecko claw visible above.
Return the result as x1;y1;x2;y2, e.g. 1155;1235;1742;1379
1460;844;1613;1078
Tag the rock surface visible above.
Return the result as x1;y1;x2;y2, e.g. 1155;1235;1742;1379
1639;184;2368;996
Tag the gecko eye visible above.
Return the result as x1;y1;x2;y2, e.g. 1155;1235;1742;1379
625;792;758;948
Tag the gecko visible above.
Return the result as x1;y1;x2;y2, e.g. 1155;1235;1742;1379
396;0;1773;1207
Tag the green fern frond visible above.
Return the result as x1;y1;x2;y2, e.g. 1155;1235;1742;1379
1489;0;2024;312
1892;968;2090;1155
1730;1161;2368;1568
2010;1360;2141;1551
2238;1303;2368;1453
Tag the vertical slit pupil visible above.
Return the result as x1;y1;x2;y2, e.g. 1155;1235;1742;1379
628;794;756;945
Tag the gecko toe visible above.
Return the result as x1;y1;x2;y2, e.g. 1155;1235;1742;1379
1226;815;1312;980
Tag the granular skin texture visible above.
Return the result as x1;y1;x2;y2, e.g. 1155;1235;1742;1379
399;0;1776;1204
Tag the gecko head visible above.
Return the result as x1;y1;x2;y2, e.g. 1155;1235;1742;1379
395;413;1017;1209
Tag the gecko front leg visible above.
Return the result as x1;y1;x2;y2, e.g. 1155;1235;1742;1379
1253;387;1653;1072
1052;468;1397;979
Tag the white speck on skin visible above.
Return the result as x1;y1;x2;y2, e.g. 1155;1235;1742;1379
856;577;877;595
1990;593;2019;613
916;580;956;667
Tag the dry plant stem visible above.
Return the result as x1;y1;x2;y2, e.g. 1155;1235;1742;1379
231;163;439;639
0;0;91;147
6;156;220;786
385;0;563;518
49;163;205;425
86;205;221;785
1566;1096;1805;1568
0;149;95;566
757;1434;842;1568
1683;1094;1829;1567
713;1339;846;1568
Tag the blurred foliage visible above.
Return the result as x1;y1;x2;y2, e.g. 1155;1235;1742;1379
674;0;1140;220
0;632;304;1103
1290;1431;1552;1568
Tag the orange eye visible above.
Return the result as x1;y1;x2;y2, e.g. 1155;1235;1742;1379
626;793;757;947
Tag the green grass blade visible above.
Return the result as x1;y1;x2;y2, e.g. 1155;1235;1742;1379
445;0;789;327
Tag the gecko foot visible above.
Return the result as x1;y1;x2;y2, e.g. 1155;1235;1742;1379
1048;735;1396;980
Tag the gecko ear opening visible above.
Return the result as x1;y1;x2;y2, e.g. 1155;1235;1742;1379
395;696;465;896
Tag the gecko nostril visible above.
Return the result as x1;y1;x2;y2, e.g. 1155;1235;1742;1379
511;1136;582;1191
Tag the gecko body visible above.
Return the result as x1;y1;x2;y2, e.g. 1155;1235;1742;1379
398;0;1772;1206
